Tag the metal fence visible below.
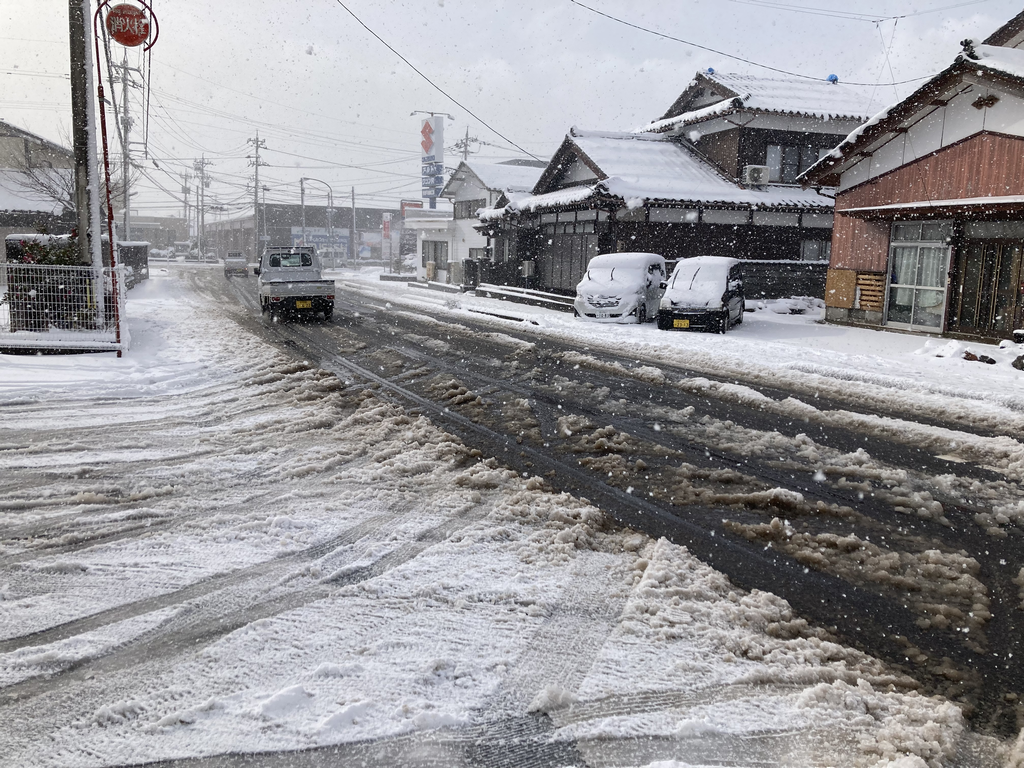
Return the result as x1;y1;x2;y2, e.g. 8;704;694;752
0;263;127;352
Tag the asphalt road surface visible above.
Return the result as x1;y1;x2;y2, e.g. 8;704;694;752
208;268;1024;740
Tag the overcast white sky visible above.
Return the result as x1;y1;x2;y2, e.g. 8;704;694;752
1;0;1022;219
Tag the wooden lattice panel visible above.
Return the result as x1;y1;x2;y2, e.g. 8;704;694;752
855;273;886;311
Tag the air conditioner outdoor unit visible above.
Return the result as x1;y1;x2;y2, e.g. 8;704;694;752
742;165;770;186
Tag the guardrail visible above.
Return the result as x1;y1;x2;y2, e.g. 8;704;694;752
473;283;575;312
0;263;127;352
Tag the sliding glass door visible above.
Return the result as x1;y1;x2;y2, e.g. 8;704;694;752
885;222;951;332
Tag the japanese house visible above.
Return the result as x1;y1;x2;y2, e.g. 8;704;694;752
414;159;546;285
800;14;1024;342
478;71;879;298
0;119;75;244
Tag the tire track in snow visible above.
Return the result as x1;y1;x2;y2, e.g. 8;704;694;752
255;287;1024;735
0;501;489;711
486;554;629;716
0;514;387;656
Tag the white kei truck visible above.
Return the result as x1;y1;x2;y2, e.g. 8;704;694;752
255;246;335;320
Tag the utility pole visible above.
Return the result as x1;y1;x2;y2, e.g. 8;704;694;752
180;171;191;239
261;185;268;251
453;127;479;162
69;0;92;265
109;53;142;241
247;132;267;259
192;156;212;256
300;177;306;246
350;186;356;267
68;0;104;326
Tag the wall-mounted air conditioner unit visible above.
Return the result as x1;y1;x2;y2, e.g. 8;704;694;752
742;165;770;186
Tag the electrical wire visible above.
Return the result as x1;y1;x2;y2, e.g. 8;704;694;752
568;0;937;86
717;0;993;23
331;0;541;160
265;147;419;180
149;87;425;158
156;61;415;143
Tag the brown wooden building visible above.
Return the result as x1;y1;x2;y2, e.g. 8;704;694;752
801;15;1024;342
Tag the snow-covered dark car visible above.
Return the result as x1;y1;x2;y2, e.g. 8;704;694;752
656;256;744;333
573;252;666;324
223;252;248;277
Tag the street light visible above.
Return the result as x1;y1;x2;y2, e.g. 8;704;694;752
300;177;333;262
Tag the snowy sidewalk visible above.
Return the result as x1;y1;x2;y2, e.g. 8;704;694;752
335;268;1024;432
0;268;1016;767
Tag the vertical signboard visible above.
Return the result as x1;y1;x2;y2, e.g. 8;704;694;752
420;116;444;208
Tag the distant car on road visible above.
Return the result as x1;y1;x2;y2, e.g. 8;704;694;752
223;252;248;277
656;255;744;333
573;252;666;324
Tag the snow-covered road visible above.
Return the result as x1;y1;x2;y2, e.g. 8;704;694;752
0;265;1020;767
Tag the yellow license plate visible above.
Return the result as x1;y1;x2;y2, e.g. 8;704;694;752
673;319;690;328
296;300;312;309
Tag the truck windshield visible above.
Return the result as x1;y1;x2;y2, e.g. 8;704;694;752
269;253;313;267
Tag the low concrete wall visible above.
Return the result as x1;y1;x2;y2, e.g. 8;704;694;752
740;260;828;299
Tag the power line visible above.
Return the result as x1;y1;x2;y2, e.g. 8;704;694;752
568;0;935;86
716;0;993;23
265;147;420;180
718;0;892;22
150;87;422;158
157;60;415;142
331;0;540;160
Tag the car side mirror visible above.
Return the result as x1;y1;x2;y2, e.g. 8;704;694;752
659;281;667;290
254;266;261;276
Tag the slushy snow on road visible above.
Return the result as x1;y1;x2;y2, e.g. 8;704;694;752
0;266;1019;767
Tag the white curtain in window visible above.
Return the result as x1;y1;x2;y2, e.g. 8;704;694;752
890;246;918;285
916;246;948;288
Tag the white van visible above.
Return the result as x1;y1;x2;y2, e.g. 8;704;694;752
656;256;745;333
573;252;666;324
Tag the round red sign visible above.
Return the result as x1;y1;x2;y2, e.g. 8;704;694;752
106;4;150;47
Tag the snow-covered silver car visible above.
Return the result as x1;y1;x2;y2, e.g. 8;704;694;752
573;252;666;324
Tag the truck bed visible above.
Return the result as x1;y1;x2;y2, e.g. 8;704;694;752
258;277;335;297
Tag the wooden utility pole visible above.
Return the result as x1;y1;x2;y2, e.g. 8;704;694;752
69;0;92;265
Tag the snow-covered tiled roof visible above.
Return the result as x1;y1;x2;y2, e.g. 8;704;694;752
635;97;743;134
637;72;879;134
964;41;1024;81
467;161;546;194
800;42;1024;185
494;130;832;216
707;73;879;119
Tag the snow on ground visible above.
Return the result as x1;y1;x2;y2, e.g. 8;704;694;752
0;266;1016;767
337;269;1024;479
